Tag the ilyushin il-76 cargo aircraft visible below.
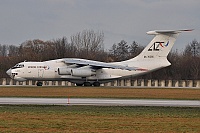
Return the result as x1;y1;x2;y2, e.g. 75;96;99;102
6;29;192;86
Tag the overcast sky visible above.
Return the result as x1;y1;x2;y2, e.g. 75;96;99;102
0;0;199;51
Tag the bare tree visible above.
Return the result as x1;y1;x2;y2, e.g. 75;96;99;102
70;30;104;59
182;39;200;79
7;45;19;57
0;44;8;56
184;39;200;57
53;37;68;58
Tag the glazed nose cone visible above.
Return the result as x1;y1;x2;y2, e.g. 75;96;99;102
6;69;11;76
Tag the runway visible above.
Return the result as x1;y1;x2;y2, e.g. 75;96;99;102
0;98;199;107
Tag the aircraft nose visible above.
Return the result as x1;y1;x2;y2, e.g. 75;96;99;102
6;69;11;76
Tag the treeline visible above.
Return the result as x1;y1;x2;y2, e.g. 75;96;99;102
0;30;200;80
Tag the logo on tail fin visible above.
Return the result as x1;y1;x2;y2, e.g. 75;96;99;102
148;41;169;51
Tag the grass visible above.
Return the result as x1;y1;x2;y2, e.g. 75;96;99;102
0;86;199;100
0;105;199;133
0;87;199;132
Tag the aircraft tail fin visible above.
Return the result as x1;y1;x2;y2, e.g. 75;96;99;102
136;29;193;59
120;29;193;70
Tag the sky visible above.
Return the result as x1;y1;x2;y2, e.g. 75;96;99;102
0;0;199;51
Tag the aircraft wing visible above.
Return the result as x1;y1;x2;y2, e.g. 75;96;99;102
62;58;146;71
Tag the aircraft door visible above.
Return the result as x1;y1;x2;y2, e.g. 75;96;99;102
38;69;44;78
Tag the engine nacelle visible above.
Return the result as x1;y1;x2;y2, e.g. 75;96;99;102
58;67;71;75
71;66;96;77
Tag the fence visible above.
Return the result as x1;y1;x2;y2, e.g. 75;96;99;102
0;78;200;88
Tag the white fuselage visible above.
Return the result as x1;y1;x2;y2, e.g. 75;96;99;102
7;58;160;84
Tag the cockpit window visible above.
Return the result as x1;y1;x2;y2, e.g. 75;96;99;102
11;64;24;69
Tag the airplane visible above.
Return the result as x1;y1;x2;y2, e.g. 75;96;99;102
6;29;192;86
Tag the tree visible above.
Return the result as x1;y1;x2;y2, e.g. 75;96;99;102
116;40;129;60
109;40;130;61
109;40;143;61
182;39;200;79
184;39;200;57
70;30;104;60
129;41;144;58
0;44;8;56
7;45;19;57
53;37;68;58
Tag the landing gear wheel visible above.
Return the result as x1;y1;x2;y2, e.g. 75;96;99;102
76;83;83;86
84;82;91;86
93;82;100;87
36;81;43;86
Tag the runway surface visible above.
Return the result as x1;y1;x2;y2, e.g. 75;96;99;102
0;98;199;107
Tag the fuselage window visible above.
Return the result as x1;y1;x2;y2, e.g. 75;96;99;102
28;66;48;69
37;66;47;69
28;66;36;68
37;66;43;68
12;64;25;69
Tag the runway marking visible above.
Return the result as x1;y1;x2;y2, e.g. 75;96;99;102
0;98;199;107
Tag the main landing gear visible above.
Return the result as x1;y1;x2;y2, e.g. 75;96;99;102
36;81;100;87
93;81;100;87
76;81;101;87
36;81;43;86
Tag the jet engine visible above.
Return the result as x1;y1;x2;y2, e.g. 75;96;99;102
58;67;71;75
71;66;96;77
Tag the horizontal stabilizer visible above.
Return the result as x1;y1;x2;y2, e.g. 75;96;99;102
147;29;193;35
